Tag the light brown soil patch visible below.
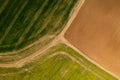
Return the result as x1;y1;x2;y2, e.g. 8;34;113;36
65;0;120;76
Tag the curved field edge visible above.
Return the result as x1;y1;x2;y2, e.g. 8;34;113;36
0;0;78;53
0;0;82;63
0;43;117;80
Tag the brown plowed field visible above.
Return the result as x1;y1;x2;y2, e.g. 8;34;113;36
65;0;120;76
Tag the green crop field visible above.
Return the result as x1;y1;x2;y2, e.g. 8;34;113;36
0;44;117;80
0;0;76;52
0;0;79;63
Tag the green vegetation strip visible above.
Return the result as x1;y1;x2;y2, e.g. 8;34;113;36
0;43;117;80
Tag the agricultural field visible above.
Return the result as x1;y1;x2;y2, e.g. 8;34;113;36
0;0;119;80
0;0;79;63
0;44;117;80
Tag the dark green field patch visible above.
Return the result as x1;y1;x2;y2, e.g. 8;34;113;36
0;0;78;53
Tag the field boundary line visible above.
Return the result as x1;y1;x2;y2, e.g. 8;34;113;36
47;52;105;80
0;35;54;55
0;36;60;67
60;36;120;79
59;0;85;37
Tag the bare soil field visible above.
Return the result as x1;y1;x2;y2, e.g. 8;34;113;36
65;0;120;76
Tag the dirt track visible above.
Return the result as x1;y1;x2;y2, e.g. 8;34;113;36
0;0;84;68
65;0;120;76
